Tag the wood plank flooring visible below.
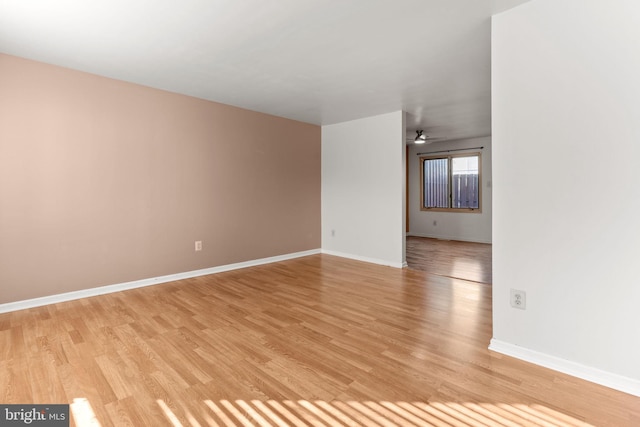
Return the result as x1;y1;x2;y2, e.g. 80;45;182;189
1;254;638;426
406;237;492;284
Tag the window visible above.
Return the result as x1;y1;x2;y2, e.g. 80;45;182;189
420;153;481;212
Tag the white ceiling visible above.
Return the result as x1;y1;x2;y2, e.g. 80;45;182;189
0;0;529;142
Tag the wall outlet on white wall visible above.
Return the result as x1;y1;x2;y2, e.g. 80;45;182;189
510;289;526;310
433;220;437;226
331;229;335;237
195;241;203;251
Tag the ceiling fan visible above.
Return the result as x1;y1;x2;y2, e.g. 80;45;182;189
407;130;447;144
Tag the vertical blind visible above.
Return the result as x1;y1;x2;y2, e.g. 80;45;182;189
423;158;448;208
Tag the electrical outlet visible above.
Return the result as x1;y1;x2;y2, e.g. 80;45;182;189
433;220;437;226
331;229;335;237
195;241;202;251
510;289;526;310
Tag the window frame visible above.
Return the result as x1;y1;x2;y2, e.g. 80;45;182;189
419;152;482;213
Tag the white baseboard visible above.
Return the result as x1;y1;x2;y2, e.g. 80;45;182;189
0;249;321;314
489;339;640;397
321;249;405;268
408;232;492;244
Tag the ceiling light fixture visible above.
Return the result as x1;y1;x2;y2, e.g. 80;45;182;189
415;130;427;144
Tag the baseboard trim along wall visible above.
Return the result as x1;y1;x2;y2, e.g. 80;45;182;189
489;339;640;397
0;249;321;314
321;249;405;268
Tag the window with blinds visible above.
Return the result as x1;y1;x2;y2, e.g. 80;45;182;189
420;153;481;212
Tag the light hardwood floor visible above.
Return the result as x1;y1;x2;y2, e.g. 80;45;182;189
1;254;638;426
406;236;492;284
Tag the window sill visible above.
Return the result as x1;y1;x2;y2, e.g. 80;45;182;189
420;207;482;214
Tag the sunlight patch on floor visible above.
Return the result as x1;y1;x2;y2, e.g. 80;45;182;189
147;399;595;427
69;396;595;426
70;398;101;427
450;258;485;284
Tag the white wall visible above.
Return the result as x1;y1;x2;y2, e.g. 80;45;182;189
492;0;640;395
408;136;492;243
322;111;406;267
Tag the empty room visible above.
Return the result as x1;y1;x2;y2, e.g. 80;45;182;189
1;1;639;426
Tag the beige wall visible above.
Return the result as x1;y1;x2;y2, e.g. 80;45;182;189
0;54;321;304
